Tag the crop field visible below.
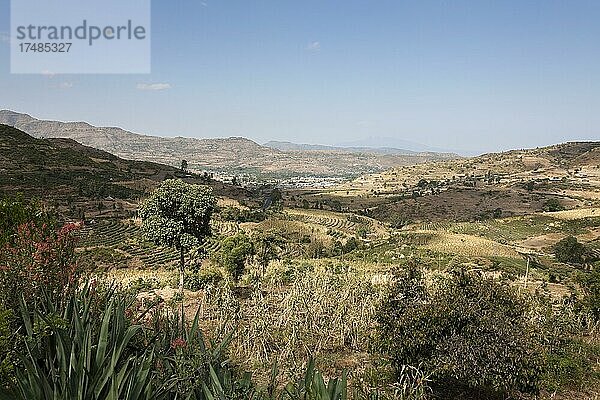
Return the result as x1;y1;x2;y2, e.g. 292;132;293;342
77;218;249;269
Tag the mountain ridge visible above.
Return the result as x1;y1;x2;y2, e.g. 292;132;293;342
0;110;458;177
263;140;457;156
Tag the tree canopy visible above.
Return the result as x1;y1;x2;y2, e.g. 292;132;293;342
138;179;216;251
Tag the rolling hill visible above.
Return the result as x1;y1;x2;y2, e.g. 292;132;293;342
293;140;600;223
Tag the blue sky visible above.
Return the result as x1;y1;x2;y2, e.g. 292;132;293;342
1;0;599;154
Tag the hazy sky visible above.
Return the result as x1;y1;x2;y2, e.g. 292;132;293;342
1;0;599;154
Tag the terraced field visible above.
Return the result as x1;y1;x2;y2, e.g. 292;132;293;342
77;218;243;269
285;208;389;239
78;220;139;248
76;206;599;273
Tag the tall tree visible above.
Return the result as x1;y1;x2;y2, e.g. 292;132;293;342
138;179;216;326
180;159;188;172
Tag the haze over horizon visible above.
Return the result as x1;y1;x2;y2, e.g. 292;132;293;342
1;0;599;154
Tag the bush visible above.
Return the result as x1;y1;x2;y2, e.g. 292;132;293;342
184;267;225;290
542;338;600;392
543;198;564;212
577;270;600;320
219;206;267;223
0;221;81;313
215;233;254;281
0;196;56;247
342;237;359;253
554;236;587;264
374;268;544;396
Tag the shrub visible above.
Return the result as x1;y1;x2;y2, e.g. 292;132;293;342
554;236;587;264
219;206;267;223
577;270;600;321
0;196;56;247
543;198;563;212
0;221;81;313
542;338;600;392
342;237;359;253
216;233;254;281
374;268;544;396
184;267;225;290
529;292;600;391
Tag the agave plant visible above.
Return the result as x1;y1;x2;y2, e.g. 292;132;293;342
7;286;162;400
280;358;348;400
1;283;385;400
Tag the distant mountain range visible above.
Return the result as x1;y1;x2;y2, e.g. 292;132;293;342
265;136;478;156
263;140;453;156
0;110;458;177
335;137;478;156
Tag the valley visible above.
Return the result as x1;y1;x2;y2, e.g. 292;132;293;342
2;122;600;399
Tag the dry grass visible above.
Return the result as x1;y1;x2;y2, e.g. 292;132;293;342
99;268;175;288
542;207;600;220
408;230;520;258
186;263;386;382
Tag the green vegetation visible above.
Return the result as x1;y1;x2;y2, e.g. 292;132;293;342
0;195;56;246
554;236;587;264
543;198;564;212
138;179;217;306
375;268;544;396
215;233;254;280
577;271;600;321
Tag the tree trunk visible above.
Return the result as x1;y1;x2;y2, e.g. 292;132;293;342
179;246;185;333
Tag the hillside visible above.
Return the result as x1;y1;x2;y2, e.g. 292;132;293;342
0;124;254;219
0;110;457;178
4;122;600;399
289;141;600;223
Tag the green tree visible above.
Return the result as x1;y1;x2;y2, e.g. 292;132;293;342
342;237;358;254
525;181;535;191
138;179;216;323
270;188;283;207
554;236;587;264
217;233;254;281
356;224;368;239
181;159;188;172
